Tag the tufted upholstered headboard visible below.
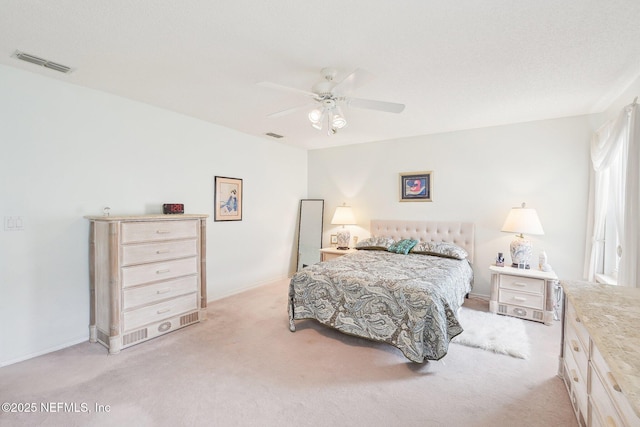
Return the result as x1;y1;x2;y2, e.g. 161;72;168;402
369;219;475;263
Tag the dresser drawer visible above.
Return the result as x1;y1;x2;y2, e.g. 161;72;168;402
121;239;198;266
564;348;588;421
121;220;198;244
566;300;590;351
565;319;588;383
498;289;544;310
591;343;640;426
123;276;198;309
123;293;198;331
121;257;198;287
499;274;544;294
590;362;626;427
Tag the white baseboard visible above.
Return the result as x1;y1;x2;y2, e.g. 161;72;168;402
1;335;88;368
207;275;289;303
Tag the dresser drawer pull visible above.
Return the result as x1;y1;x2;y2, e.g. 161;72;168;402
156;288;171;294
605;416;618;427
156;249;170;254
512;296;527;302
513;282;527;287
156;229;171;234
570;340;580;352
156;269;171;274
607;372;622;392
570;369;579;383
157;308;171;314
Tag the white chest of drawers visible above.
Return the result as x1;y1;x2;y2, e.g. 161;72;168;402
86;214;208;354
489;265;558;325
561;282;640;427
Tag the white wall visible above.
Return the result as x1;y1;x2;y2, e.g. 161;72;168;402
0;65;308;366
309;115;597;297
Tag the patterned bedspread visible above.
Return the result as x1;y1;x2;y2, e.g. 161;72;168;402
288;250;474;362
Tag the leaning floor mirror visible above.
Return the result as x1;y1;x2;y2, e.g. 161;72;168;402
296;199;324;271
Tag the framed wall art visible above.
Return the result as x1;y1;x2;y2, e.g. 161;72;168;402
399;171;432;202
214;176;243;221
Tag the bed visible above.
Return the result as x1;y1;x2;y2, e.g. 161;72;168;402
288;220;475;363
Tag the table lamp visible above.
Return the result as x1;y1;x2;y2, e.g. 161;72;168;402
501;202;544;269
331;204;356;250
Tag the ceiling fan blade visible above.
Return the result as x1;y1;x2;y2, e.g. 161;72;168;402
347;97;405;114
266;103;316;118
332;68;375;95
257;81;318;98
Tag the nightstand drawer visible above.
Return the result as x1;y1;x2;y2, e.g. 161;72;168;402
499;289;544;310
499;274;544;294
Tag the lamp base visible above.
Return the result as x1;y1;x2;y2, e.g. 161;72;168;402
510;236;533;269
511;263;531;269
336;229;350;250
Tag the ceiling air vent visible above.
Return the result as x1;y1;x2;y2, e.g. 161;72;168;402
13;50;73;74
265;132;284;139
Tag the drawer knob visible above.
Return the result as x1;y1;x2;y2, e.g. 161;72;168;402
156;269;170;274
513;282;527;287
607;372;622;392
157;308;171;314
570;340;580;352
156;230;171;234
571;369;579;383
157;288;171;294
513;296;526;302
156;249;170;254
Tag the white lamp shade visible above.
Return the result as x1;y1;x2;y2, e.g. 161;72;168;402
331;206;356;225
501;204;544;236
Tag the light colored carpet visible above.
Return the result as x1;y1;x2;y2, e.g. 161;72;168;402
452;308;530;359
0;279;577;427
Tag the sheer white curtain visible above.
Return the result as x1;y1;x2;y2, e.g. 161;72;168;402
584;101;640;287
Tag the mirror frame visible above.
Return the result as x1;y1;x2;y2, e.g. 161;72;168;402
296;199;324;271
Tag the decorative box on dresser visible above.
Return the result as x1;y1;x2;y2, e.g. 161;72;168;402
85;214;208;354
560;281;640;427
489;265;558;325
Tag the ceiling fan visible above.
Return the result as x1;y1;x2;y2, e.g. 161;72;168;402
258;68;405;135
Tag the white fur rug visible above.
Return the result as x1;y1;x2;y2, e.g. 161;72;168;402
451;308;530;359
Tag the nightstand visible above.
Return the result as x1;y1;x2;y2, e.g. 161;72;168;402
319;247;357;262
489;265;558;325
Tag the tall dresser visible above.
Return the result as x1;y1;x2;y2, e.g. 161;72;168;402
85;214;208;354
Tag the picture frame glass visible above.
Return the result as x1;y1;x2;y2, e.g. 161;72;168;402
215;176;243;221
400;171;432;202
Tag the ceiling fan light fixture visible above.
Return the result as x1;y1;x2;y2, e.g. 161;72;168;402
331;107;347;129
308;108;322;124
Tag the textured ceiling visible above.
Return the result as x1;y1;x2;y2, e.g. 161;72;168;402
2;1;640;149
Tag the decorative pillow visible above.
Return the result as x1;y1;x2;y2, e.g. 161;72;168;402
355;236;396;251
411;241;468;260
387;239;419;255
